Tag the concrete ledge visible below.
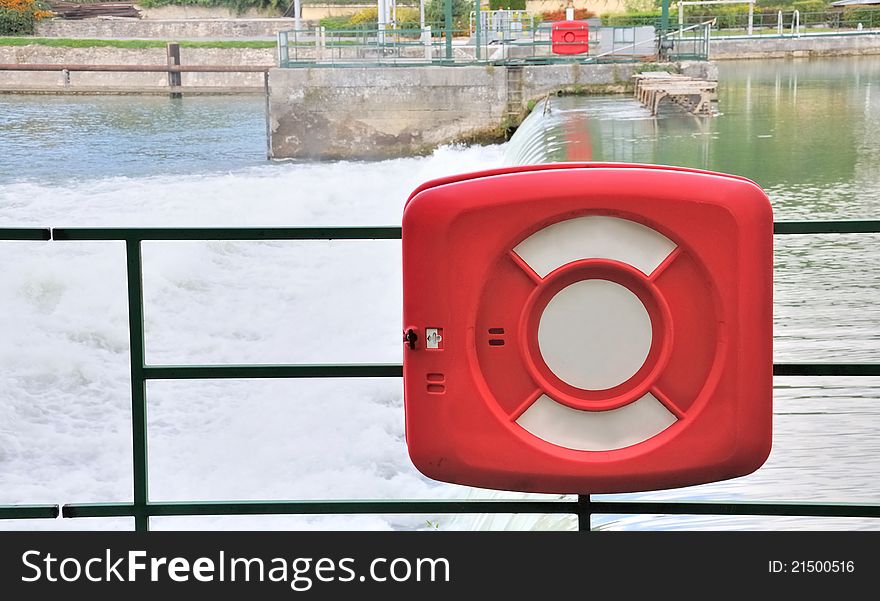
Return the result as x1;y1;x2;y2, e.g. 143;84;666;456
0;86;265;95
35;17;298;40
711;32;880;60
0;45;274;89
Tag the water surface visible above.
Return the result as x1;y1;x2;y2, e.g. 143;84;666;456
0;57;878;530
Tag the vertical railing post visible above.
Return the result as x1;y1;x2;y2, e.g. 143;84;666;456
444;0;453;61
577;494;592;531
659;0;670;60
166;42;182;99
125;239;149;532
475;0;482;61
748;1;754;36
424;25;433;61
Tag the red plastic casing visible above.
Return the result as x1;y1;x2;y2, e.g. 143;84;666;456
551;21;590;55
402;163;773;494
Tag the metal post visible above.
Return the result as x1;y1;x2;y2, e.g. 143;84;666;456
378;0;387;45
294;0;301;31
577;495;592;531
778;10;783;35
445;0;453;61
125;240;149;532
420;0;425;29
475;0;481;60
424;25;433;60
166;42;181;99
277;32;282;66
659;0;670;60
748;1;754;36
705;20;711;59
661;0;670;34
277;31;290;67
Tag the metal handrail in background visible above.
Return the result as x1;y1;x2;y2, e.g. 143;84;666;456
0;220;879;531
275;22;712;68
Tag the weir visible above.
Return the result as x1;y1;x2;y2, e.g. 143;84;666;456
266;61;716;160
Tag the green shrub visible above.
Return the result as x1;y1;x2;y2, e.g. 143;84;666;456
791;0;828;13
349;7;378;25
319;6;423;32
0;0;51;36
0;8;33;35
600;11;659;27
489;0;526;10
318;15;352;31
624;0;659;10
393;6;422;30
841;6;880;27
425;0;471;30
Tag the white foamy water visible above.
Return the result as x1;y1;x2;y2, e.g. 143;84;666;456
0;144;522;531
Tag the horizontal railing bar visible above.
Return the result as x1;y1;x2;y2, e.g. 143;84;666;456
51;227;403;241
144;364;404;380
40;223;880;242
0;228;51;241
591;500;880;518
774;221;880;234
0;504;60;520
62;501;579;518
17;220;880;240
60;500;880;519
139;364;880;380
773;364;880;377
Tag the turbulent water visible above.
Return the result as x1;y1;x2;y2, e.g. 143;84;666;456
1;56;879;530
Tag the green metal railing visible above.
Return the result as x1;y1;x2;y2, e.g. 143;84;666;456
682;8;880;34
276;23;710;68
1;220;879;531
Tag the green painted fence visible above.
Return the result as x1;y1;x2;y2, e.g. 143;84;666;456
1;220;879;531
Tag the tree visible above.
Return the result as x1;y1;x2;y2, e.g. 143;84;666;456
425;0;472;29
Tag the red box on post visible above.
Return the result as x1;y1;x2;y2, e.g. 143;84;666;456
402;164;774;494
551;20;590;55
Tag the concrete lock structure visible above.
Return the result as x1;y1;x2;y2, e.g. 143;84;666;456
266;62;716;160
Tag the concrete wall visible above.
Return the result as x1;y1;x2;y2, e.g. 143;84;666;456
0;46;273;92
137;4;371;21
711;33;880;60
268;65;508;160
135;6;281;20
35;18;299;40
268;61;706;160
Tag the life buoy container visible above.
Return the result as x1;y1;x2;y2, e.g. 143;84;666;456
402;163;773;493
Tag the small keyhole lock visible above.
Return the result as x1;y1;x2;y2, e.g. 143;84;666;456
404;329;418;350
